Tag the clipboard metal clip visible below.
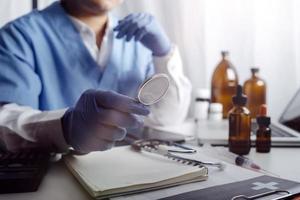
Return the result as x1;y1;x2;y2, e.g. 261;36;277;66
232;190;290;200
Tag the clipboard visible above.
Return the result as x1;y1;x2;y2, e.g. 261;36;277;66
159;175;300;200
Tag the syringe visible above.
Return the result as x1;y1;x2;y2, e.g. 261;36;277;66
202;146;279;177
235;155;261;170
234;155;279;177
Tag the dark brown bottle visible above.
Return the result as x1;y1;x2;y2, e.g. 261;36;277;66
228;85;251;155
211;51;238;118
243;68;266;118
256;104;271;153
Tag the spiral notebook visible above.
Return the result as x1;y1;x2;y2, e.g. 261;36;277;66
64;146;208;199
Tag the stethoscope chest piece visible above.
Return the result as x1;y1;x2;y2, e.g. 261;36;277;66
137;73;170;105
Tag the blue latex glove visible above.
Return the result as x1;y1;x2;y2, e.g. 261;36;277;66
113;13;171;57
61;90;150;153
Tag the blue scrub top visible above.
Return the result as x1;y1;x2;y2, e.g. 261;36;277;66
0;2;154;110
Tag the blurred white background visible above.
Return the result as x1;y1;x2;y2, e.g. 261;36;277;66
0;0;300;119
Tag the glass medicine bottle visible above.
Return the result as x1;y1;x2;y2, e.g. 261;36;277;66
256;104;271;153
228;85;251;155
211;51;238;118
243;68;266;118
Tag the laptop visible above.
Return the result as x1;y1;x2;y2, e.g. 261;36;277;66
197;88;300;147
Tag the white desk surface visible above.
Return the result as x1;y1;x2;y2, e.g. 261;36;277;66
0;123;300;200
0;148;299;200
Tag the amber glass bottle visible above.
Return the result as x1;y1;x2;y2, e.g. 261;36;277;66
228;85;251;155
243;68;266;118
211;51;238;118
256;104;271;153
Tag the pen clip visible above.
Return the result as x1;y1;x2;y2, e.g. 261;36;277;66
232;190;290;200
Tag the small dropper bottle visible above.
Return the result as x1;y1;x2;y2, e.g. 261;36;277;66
228;85;251;155
256;104;271;153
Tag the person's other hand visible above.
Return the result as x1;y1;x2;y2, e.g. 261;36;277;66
61;90;150;153
113;13;171;57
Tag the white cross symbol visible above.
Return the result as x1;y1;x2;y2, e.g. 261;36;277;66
251;182;279;190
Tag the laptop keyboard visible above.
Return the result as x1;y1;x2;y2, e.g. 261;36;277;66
270;124;296;138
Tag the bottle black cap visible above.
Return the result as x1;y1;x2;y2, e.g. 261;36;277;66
257;116;271;126
251;67;259;74
232;85;247;106
221;51;229;58
256;105;271;126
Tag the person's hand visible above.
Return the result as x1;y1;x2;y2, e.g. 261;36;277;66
61;89;150;153
113;13;171;57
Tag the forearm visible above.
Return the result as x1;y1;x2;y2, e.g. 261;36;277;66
0;103;69;152
146;45;192;126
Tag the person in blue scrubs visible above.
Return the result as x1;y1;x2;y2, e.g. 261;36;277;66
0;0;192;153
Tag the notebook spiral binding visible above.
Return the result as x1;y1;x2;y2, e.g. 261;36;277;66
131;139;225;170
142;145;205;168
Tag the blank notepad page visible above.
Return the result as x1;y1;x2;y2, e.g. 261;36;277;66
64;146;207;195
